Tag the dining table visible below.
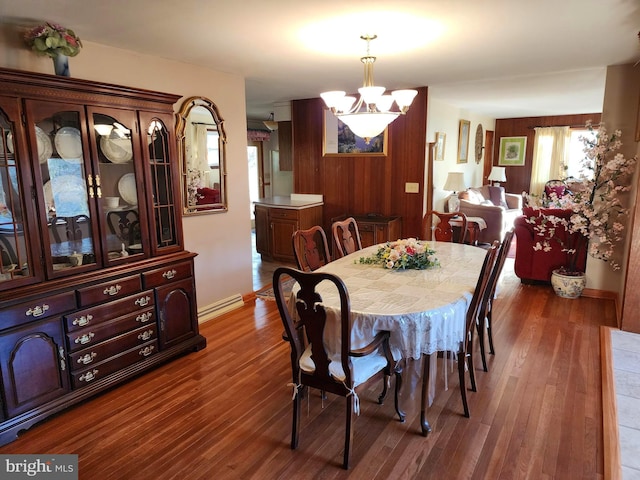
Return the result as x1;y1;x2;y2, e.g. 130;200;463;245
303;240;487;434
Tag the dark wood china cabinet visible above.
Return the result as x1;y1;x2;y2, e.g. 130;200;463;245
0;67;205;444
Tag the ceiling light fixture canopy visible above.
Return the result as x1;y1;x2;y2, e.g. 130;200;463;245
321;34;418;144
263;112;278;131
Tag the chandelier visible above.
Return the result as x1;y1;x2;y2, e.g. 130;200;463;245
321;35;418;143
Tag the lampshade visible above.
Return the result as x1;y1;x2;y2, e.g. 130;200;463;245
443;172;466;192
488;166;507;182
321;35;417;144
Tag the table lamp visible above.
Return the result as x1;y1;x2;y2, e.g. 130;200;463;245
488;166;506;187
443;172;467;212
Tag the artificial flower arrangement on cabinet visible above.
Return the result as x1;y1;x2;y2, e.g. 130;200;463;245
524;122;637;297
24;22;82;76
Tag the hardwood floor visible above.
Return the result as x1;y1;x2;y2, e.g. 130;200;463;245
0;259;617;479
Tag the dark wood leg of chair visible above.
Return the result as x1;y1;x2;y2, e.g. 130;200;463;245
468;350;477;392
487;308;495;355
420;354;432;436
292;394;301;449
458;352;470;418
477;317;488;372
343;396;353;469
394;362;405;422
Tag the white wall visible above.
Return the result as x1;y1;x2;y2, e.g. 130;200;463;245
587;64;640;294
0;30;253;312
427;97;496;212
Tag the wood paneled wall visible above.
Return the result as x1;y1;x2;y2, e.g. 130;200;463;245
292;87;428;239
494;113;601;194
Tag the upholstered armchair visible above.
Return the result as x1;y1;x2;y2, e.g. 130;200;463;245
513;207;587;283
457;185;522;244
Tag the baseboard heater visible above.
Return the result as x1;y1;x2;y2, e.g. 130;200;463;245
197;293;244;323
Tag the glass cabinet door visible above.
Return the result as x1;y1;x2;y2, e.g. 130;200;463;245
0;97;38;289
140;112;182;254
24;101;98;277
89;108;147;263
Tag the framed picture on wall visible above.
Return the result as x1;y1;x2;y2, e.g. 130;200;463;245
322;109;387;156
435;132;446;161
457;120;470;163
498;136;527;166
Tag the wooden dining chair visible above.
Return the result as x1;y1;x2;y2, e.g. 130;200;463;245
477;228;515;371
273;266;404;469
421;241;499;430
332;217;363;258
291;226;331;272
423;211;468;244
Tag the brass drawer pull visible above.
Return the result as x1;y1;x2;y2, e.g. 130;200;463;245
79;369;98;383
72;314;93;327
135;296;151;307
138;329;154;341
103;284;122;296
138;345;155;357
77;352;97;365
26;304;49;317
162;269;177;280
74;332;95;345
136;312;153;323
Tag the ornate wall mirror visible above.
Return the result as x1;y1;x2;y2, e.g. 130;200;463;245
176;96;227;215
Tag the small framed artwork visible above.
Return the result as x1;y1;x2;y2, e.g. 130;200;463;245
498;136;527;166
435;132;446;161
323;110;387;156
457;120;470;163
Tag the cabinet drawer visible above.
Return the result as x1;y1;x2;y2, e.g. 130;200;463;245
64;291;154;332
77;274;142;307
69;324;157;371
0;291;76;330
269;208;299;220
142;261;192;288
71;340;158;389
66;307;155;352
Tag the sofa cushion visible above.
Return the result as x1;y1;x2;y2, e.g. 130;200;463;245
465;189;485;204
487;185;508;208
522;206;573;219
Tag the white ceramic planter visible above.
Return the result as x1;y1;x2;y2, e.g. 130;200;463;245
550;269;586;299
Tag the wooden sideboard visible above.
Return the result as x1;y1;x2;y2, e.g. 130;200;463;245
332;214;403;248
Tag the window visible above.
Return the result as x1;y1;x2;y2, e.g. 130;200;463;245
565;128;597;179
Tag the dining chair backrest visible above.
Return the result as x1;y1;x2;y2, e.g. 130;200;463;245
272;266;401;469
291;226;331;272
477;228;515;367
457;240;500;418
423;211;467;244
50;215;90;244
107;209;141;245
332;217;363;258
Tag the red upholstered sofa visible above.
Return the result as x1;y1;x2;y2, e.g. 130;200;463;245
196;187;220;205
514;207;587;283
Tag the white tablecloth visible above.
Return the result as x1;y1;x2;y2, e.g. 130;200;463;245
292;241;487;362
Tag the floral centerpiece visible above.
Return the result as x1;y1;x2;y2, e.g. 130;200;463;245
525;122;637;274
358;238;440;270
24;23;82;58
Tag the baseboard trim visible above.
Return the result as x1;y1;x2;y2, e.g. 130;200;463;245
197;294;244;324
582;288;617;300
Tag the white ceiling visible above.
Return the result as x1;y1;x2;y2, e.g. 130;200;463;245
2;0;639;120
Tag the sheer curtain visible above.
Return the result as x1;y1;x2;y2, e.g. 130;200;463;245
529;126;571;196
